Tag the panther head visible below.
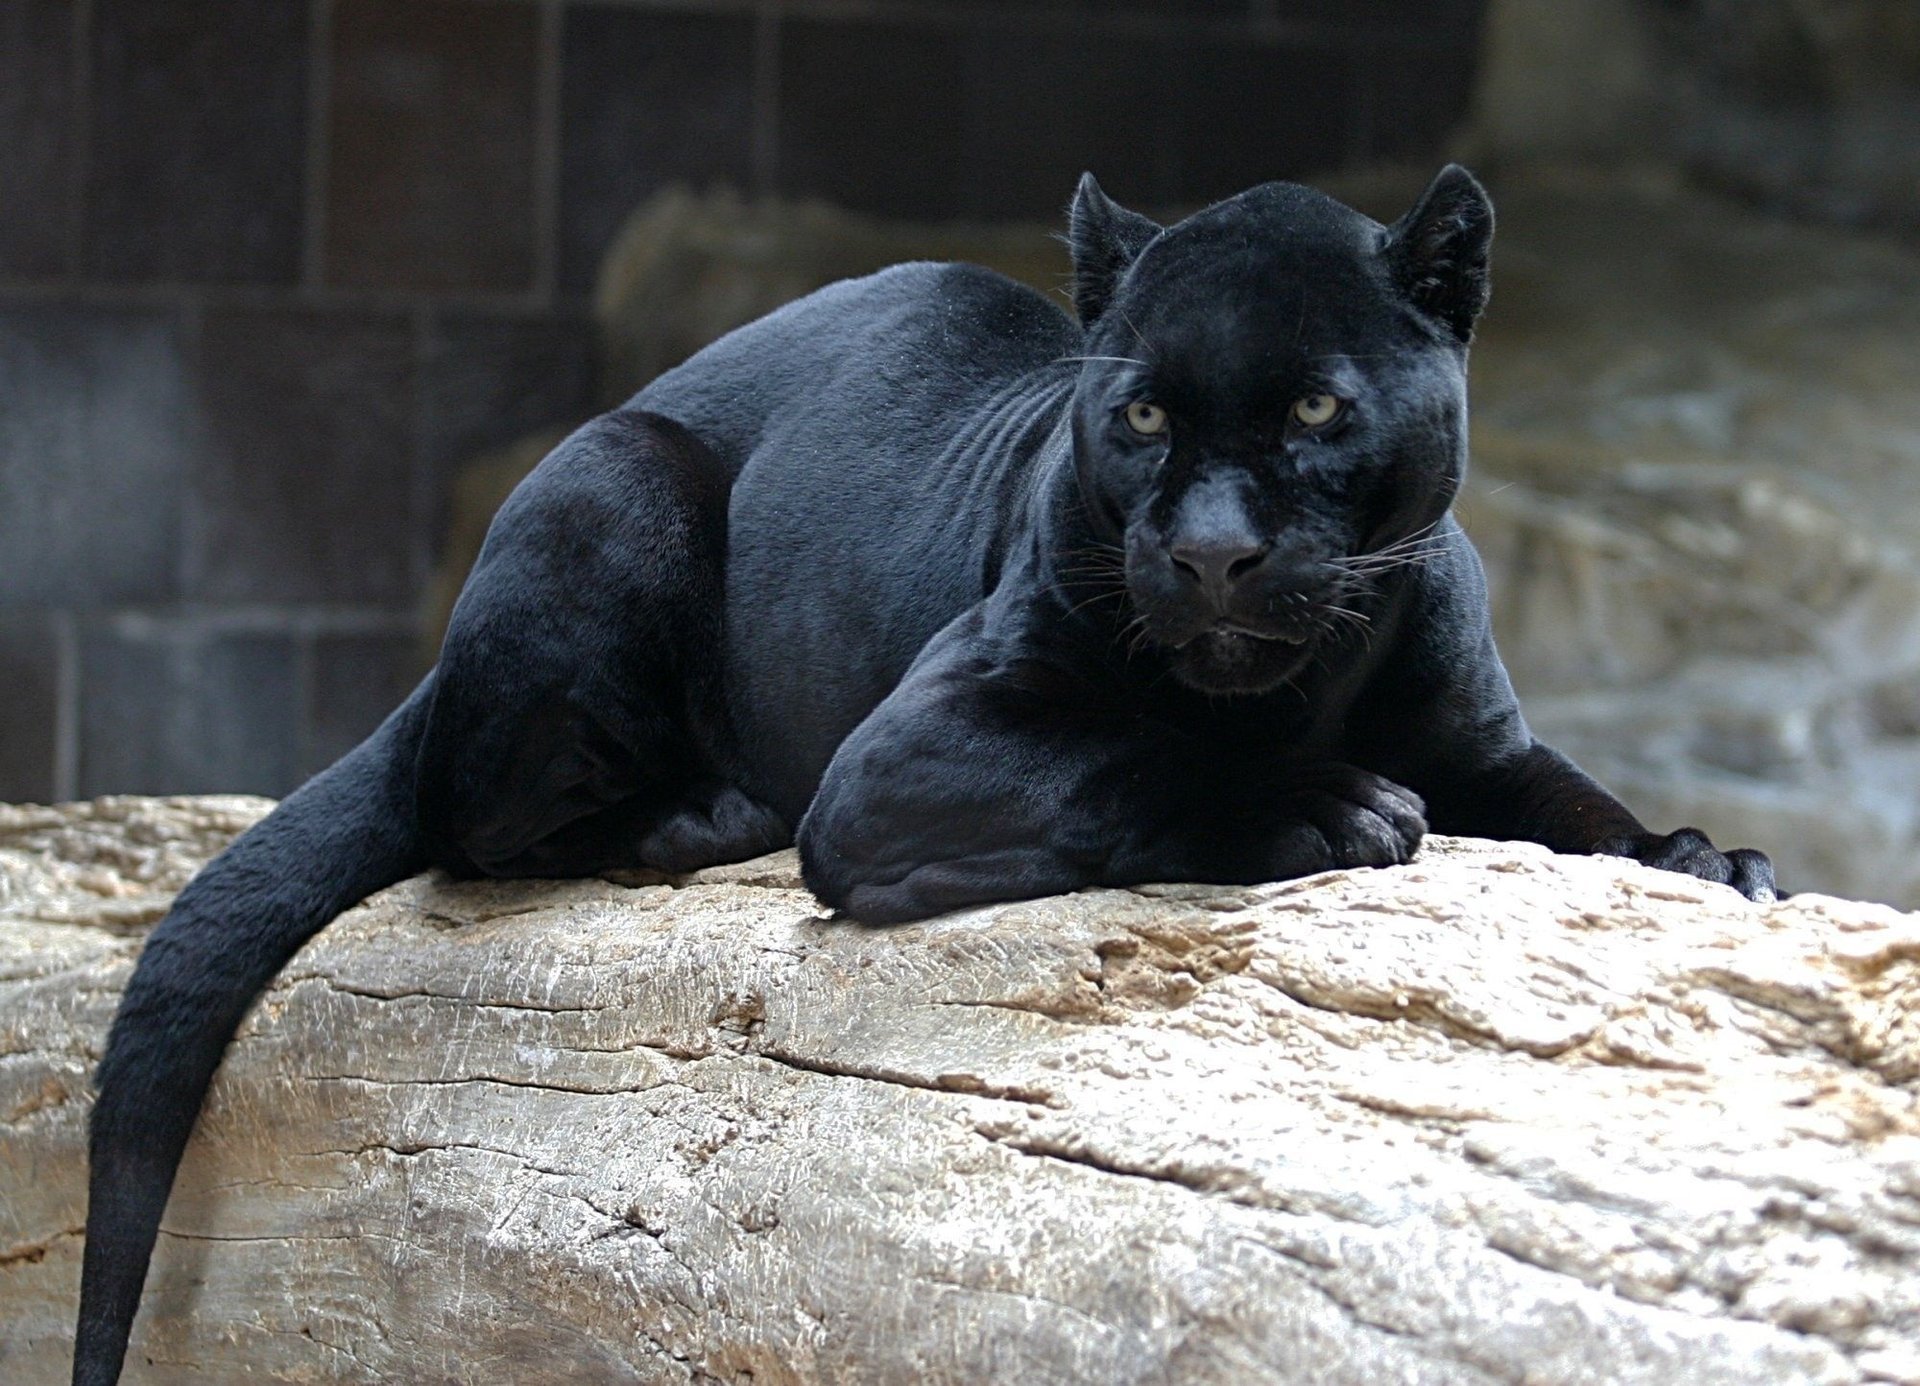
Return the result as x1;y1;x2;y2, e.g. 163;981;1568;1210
1065;166;1495;697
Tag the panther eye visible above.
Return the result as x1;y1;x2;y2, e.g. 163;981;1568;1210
1124;401;1168;437
1291;393;1344;429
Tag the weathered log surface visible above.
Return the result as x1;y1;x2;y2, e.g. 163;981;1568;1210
3;798;1919;1385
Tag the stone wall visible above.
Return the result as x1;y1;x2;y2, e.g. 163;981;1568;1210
1469;0;1920;234
0;0;1484;805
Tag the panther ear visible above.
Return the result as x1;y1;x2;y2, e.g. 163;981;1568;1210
1069;173;1163;326
1384;164;1494;344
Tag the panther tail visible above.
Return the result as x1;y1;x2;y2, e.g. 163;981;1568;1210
72;682;434;1386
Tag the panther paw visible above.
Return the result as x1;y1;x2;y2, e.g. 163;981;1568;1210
638;784;789;875
1600;827;1777;902
1277;764;1427;873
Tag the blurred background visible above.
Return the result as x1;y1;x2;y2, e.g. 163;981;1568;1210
3;0;1919;903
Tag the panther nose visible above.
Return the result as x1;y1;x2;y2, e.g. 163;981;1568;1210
1169;538;1269;601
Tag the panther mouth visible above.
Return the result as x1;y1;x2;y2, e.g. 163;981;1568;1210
1165;619;1318;696
1176;620;1311;650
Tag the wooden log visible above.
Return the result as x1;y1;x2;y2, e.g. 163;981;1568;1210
3;797;1917;1384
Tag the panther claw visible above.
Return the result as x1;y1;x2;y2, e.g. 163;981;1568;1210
1283;765;1427;872
1603;827;1778;902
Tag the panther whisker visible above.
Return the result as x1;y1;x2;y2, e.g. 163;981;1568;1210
1323;524;1451;581
1302;349;1429;363
1355;542;1448;561
1345;537;1446;560
1367;522;1444;553
1119;614;1154;660
1351;541;1446;563
1329;548;1446;575
1313;604;1376;653
1062;588;1130;620
1116;305;1159;362
1373;520;1443;546
1056;581;1123;601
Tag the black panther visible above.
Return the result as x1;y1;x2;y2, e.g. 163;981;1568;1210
71;167;1773;1383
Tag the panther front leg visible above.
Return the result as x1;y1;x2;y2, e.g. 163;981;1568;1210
797;616;1426;923
1354;541;1778;903
1426;739;1778;901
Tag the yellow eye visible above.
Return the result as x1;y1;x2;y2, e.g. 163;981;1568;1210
1292;393;1343;428
1124;400;1168;436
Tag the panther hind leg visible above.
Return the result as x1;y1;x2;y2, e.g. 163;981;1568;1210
468;778;786;879
416;409;780;878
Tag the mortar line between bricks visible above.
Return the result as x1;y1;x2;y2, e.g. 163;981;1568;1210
95;605;422;638
477;0;1449;50
294;627;318;778
427;0;1467;52
750;4;780;198
176;292;206;604
52;610;80;802
302;0;336;294
530;0;563;305
0;279;575;318
410;301;436;602
1349;33;1379;169
66;0;93;285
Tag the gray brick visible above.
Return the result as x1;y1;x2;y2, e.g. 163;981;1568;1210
325;0;540;293
558;6;756;296
187;306;419;604
300;631;423;779
777;19;968;221
421;309;596;557
0;301;188;606
1117;0;1247;14
1360;39;1483;163
1170;37;1358;202
956;29;1176;218
423;310;597;473
1349;0;1484;39
0;0;78;278
86;0;308;284
78;618;301;796
0;611;64;803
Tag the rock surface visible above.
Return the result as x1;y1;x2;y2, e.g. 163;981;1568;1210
591;188;1072;406
4;797;1919;1384
1470;0;1920;237
1453;164;1920;906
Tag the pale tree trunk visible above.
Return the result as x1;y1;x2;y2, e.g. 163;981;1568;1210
2;797;1917;1384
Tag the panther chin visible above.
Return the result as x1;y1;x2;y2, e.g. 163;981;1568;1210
1168;621;1316;696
